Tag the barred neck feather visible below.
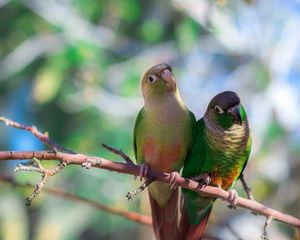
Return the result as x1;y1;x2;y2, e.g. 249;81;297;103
203;113;249;152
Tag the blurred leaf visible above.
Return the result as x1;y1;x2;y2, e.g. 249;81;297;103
140;19;164;43
118;0;141;22
176;17;200;52
33;68;63;104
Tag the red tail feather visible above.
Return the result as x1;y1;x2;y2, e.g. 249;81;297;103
179;205;211;240
149;188;179;240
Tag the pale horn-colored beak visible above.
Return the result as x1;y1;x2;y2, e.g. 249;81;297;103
161;69;176;85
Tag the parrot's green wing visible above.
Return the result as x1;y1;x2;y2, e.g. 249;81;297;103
182;118;206;181
237;135;252;180
133;108;145;163
187;110;198;153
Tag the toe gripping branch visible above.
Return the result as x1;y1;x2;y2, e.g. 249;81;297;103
191;172;212;190
14;158;68;206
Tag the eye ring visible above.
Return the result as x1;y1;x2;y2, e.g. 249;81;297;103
147;74;157;83
214;105;224;114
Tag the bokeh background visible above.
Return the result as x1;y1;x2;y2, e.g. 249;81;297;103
0;0;300;239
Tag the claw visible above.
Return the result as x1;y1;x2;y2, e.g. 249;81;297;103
138;163;149;181
192;173;211;189
169;171;180;190
227;189;239;209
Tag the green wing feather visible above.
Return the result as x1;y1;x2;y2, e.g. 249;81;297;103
237;135;252;180
182;118;205;181
133;108;145;163
182;118;213;224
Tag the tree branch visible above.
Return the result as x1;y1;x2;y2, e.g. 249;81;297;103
0;150;299;229
1;117;300;230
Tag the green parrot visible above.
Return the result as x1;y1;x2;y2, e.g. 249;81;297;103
133;63;196;240
179;91;252;240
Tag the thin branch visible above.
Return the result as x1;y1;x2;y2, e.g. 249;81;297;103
126;178;154;201
14;158;68;205
0;117;75;153
240;173;254;200
0;174;152;226
261;216;273;240
102;143;154;200
101;143;134;166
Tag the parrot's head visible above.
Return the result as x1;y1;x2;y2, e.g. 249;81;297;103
141;63;177;99
206;91;247;129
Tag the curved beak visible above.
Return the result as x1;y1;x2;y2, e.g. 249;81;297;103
161;69;176;85
228;105;242;124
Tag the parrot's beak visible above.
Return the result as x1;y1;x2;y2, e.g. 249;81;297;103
161;69;176;85
228;105;242;124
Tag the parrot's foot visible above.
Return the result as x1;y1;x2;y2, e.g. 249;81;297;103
126;177;154;201
136;163;150;181
191;173;211;189
227;189;239;209
81;157;102;169
169;171;180;190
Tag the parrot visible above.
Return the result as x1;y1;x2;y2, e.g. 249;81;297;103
133;63;196;240
179;91;252;240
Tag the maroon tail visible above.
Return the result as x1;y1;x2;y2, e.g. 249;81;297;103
179;203;212;240
148;188;179;240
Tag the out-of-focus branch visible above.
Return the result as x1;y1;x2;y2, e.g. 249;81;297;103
1;117;300;229
23;0;115;48
59;85;142;117
0;174;152;226
0;34;66;80
0;0;10;8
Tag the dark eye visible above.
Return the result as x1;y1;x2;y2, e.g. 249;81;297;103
148;76;154;82
214;105;224;114
147;74;157;83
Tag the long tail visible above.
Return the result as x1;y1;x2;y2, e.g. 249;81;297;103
179;202;212;240
148;188;179;240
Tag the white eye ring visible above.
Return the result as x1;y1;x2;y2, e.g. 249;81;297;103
147;74;157;83
214;105;224;114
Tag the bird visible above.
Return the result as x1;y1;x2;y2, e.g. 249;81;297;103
133;63;196;240
179;91;252;240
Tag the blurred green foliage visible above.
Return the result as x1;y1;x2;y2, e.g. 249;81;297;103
0;0;300;239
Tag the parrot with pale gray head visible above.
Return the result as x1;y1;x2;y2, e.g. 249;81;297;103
133;63;196;240
179;91;252;240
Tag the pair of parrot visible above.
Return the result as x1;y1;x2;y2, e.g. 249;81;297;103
133;63;251;240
